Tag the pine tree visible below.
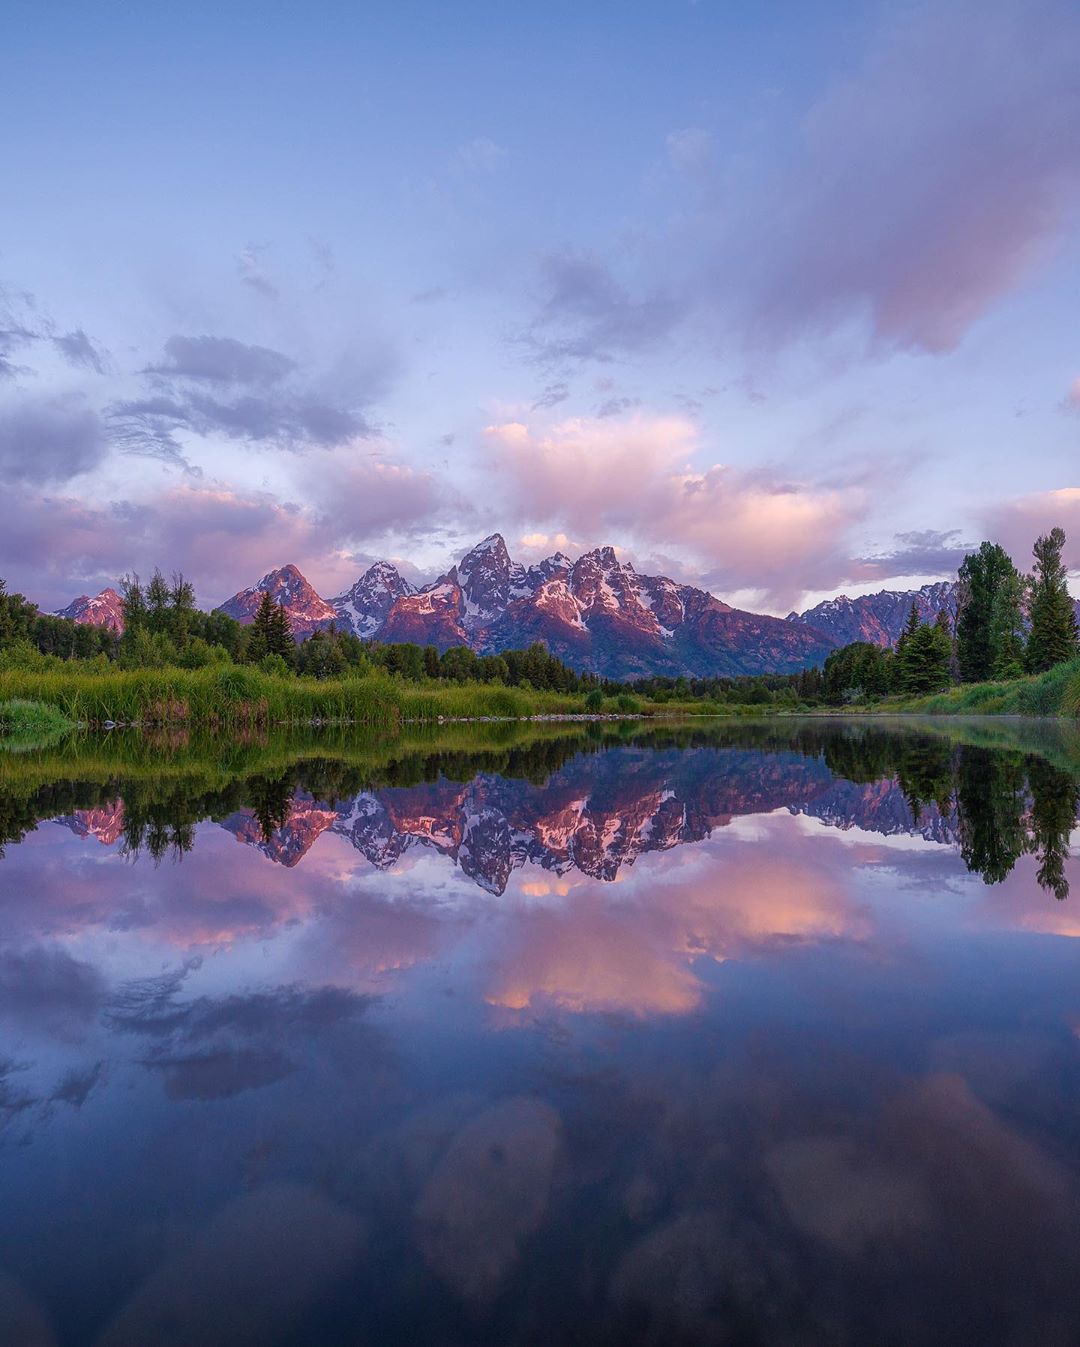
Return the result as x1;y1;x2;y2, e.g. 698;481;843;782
895;610;950;696
247;590;276;662
955;542;1025;682
1025;527;1079;673
268;602;294;656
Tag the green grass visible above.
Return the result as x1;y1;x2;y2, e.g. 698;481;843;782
0;665;593;729
884;658;1080;717
0;698;76;750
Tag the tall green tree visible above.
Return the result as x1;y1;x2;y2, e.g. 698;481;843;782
955;542;1025;682
895;609;951;695
267;602;294;656
120;573;147;632
1025;527;1079;673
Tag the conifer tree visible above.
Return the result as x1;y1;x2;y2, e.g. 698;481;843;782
1025;527;1079;673
247;590;276;662
955;542;1025;682
268;602;294;656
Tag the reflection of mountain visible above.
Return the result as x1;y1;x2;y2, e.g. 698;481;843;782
46;731;1078;899
222;799;341;867
56;801;127;845
215;749;960;893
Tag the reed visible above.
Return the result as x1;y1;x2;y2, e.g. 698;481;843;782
0;665;587;728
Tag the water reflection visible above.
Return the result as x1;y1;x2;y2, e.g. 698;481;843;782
1;719;1079;1345
15;722;1079;899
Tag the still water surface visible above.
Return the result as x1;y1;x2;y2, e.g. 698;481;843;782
2;717;1080;1345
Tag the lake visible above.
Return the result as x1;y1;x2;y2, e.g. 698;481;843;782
2;717;1080;1346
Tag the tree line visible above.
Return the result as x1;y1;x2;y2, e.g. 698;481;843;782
0;568;601;694
0;527;1075;703
822;527;1078;704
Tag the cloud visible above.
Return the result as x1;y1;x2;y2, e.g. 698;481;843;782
52;328;108;374
849;529;974;582
0;452;453;609
734;0;1080;352
147;335;296;385
113;334;384;455
666;127;714;175
983;487;1080;570
235;243;279;299
453;136;506;174
0;324;37;380
519;249;681;367
0;394;105;482
596;395;641;418
484;412;866;604
531;382;569;410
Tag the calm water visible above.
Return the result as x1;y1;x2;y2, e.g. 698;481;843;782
2;717;1080;1346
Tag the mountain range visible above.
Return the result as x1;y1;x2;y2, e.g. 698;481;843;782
216;534;838;678
59;534;1067;679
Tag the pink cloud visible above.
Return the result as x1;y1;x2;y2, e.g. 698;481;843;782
484;413;866;606
0;453;452;610
982;487;1080;572
736;0;1080;353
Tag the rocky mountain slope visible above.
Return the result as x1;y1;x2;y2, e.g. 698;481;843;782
322;534;836;677
215;563;337;639
788;582;958;648
55;587;126;632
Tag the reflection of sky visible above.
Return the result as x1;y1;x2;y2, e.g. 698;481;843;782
2;778;1080;1343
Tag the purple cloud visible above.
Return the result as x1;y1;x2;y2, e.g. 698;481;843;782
736;0;1080;352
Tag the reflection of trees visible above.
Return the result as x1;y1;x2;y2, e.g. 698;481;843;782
952;748;1077;900
954;748;1031;886
4;723;1077;898
1027;757;1080;901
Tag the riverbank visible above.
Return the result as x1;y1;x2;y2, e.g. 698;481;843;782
0;665;604;731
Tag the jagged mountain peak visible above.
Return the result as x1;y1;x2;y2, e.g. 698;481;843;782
55;587;126;632
332;561;417;639
216;563;336;639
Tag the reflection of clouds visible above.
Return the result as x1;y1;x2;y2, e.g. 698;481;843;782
0;944;105;1029
486;837;862;1016
108;971;377;1102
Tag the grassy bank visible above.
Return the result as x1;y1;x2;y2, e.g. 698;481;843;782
0;665;596;729
0;697;76;748
871;657;1080;718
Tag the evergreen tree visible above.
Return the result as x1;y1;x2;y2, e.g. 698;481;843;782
267;602;294;657
955;542;1025;682
895;611;951;695
246;591;277;662
1025;527;1079;673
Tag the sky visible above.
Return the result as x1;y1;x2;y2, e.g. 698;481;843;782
2;0;1079;615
